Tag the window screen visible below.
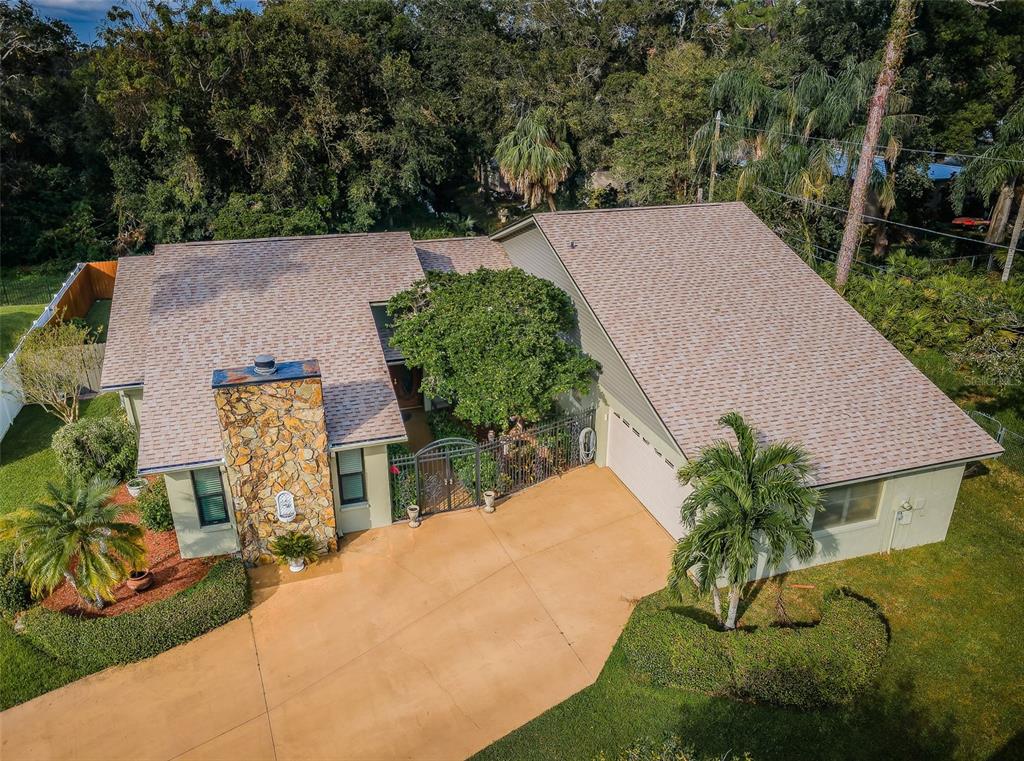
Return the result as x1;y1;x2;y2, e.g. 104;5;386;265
192;468;229;526
817;480;882;530
337;449;366;505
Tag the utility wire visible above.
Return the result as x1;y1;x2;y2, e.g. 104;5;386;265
753;184;1012;251
721;120;1023;165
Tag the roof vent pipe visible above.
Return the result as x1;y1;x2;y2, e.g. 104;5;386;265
253;355;277;375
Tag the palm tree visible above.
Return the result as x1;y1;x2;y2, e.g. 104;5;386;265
667;412;819;630
951;98;1024;280
0;477;145;609
494;106;573;212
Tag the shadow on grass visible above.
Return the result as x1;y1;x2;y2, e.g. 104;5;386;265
665;671;960;761
989;731;1024;760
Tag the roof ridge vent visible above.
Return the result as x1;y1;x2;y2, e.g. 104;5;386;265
253;355;277;375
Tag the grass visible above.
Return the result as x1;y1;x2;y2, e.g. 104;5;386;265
0;394;125;710
83;299;111;343
0;303;45;358
475;463;1024;761
477;355;1024;761
0;394;121;516
0;619;85;710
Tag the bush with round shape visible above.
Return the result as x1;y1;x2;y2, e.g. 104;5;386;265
51;412;138;484
18;558;249;672
137;477;174;532
622;588;889;709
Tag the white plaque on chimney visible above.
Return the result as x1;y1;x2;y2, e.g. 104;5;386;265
275;491;296;523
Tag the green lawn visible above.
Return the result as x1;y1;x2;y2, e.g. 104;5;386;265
477;356;1024;761
0;303;46;358
476;463;1024;761
0;394;120;516
0;618;85;710
83;299;111;343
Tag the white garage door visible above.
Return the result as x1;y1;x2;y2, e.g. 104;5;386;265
607;412;689;539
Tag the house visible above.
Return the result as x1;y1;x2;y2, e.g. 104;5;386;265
101;202;1002;571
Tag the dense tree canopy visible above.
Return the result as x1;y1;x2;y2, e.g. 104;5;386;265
386;268;599;430
0;0;1021;266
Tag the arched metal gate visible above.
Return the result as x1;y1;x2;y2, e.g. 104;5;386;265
388;408;596;521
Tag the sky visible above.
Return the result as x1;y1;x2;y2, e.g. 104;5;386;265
30;1;262;43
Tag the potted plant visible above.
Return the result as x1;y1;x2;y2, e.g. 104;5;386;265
126;477;148;498
126;567;153;592
482;491;496;512
269;531;318;573
406;504;421;528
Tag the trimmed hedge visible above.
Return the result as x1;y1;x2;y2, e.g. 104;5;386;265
19;558;249;672
622;588;889;709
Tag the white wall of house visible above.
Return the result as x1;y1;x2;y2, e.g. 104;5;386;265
165;468;240;559
755;464;967;578
119;387;143;429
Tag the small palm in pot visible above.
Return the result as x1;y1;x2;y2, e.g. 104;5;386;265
269;531;318;573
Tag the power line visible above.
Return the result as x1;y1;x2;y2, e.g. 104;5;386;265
753;184;1012;251
721;120;1023;166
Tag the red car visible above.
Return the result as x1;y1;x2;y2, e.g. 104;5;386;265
951;216;991;232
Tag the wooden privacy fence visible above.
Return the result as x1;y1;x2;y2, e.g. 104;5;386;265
51;261;117;320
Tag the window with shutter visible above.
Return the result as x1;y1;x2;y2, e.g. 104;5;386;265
192;467;230;526
337;449;366;505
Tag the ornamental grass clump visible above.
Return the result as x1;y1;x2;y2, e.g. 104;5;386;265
269;531;318;565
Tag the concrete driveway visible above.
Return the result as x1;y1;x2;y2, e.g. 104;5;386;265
0;465;673;761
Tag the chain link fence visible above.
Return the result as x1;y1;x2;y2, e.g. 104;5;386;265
968;411;1023;472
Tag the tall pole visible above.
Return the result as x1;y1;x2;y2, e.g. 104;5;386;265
1003;192;1023;282
834;0;917;292
709;110;722;203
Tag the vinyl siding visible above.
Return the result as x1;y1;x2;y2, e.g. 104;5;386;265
500;226;679;453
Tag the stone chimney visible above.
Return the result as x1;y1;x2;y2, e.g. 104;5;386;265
212;358;337;565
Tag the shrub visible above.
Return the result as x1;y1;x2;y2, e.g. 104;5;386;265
137;477;173;532
622;588;889;709
52;412;138;483
0;573;31;617
19;558;249;671
269;531;318;564
426;409;475;440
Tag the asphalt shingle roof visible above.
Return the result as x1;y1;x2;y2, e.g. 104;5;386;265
132;232;424;472
414;236;510;274
530;202;1002;486
100;255;153;389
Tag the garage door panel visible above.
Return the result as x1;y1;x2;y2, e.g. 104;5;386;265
607;413;689;539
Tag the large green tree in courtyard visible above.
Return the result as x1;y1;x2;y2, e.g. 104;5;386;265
668;412;819;630
387;268;598;430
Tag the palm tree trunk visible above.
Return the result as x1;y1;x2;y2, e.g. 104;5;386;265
711;585;723;623
1003;192;1023;282
987;181;1016;270
835;0;917;292
724;584;741;630
546;193;557;212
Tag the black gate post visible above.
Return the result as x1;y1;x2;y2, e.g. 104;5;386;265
474;449;481;505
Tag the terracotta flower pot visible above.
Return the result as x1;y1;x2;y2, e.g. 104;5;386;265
126;569;153;593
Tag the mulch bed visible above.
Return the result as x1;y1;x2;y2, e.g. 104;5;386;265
42;483;213;618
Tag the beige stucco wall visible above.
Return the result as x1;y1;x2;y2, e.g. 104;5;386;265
750;463;967;579
165;468;240;559
329;443;393;534
119;387;143;429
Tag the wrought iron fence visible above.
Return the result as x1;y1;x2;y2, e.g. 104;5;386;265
968;410;1023;472
389;408;597;521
